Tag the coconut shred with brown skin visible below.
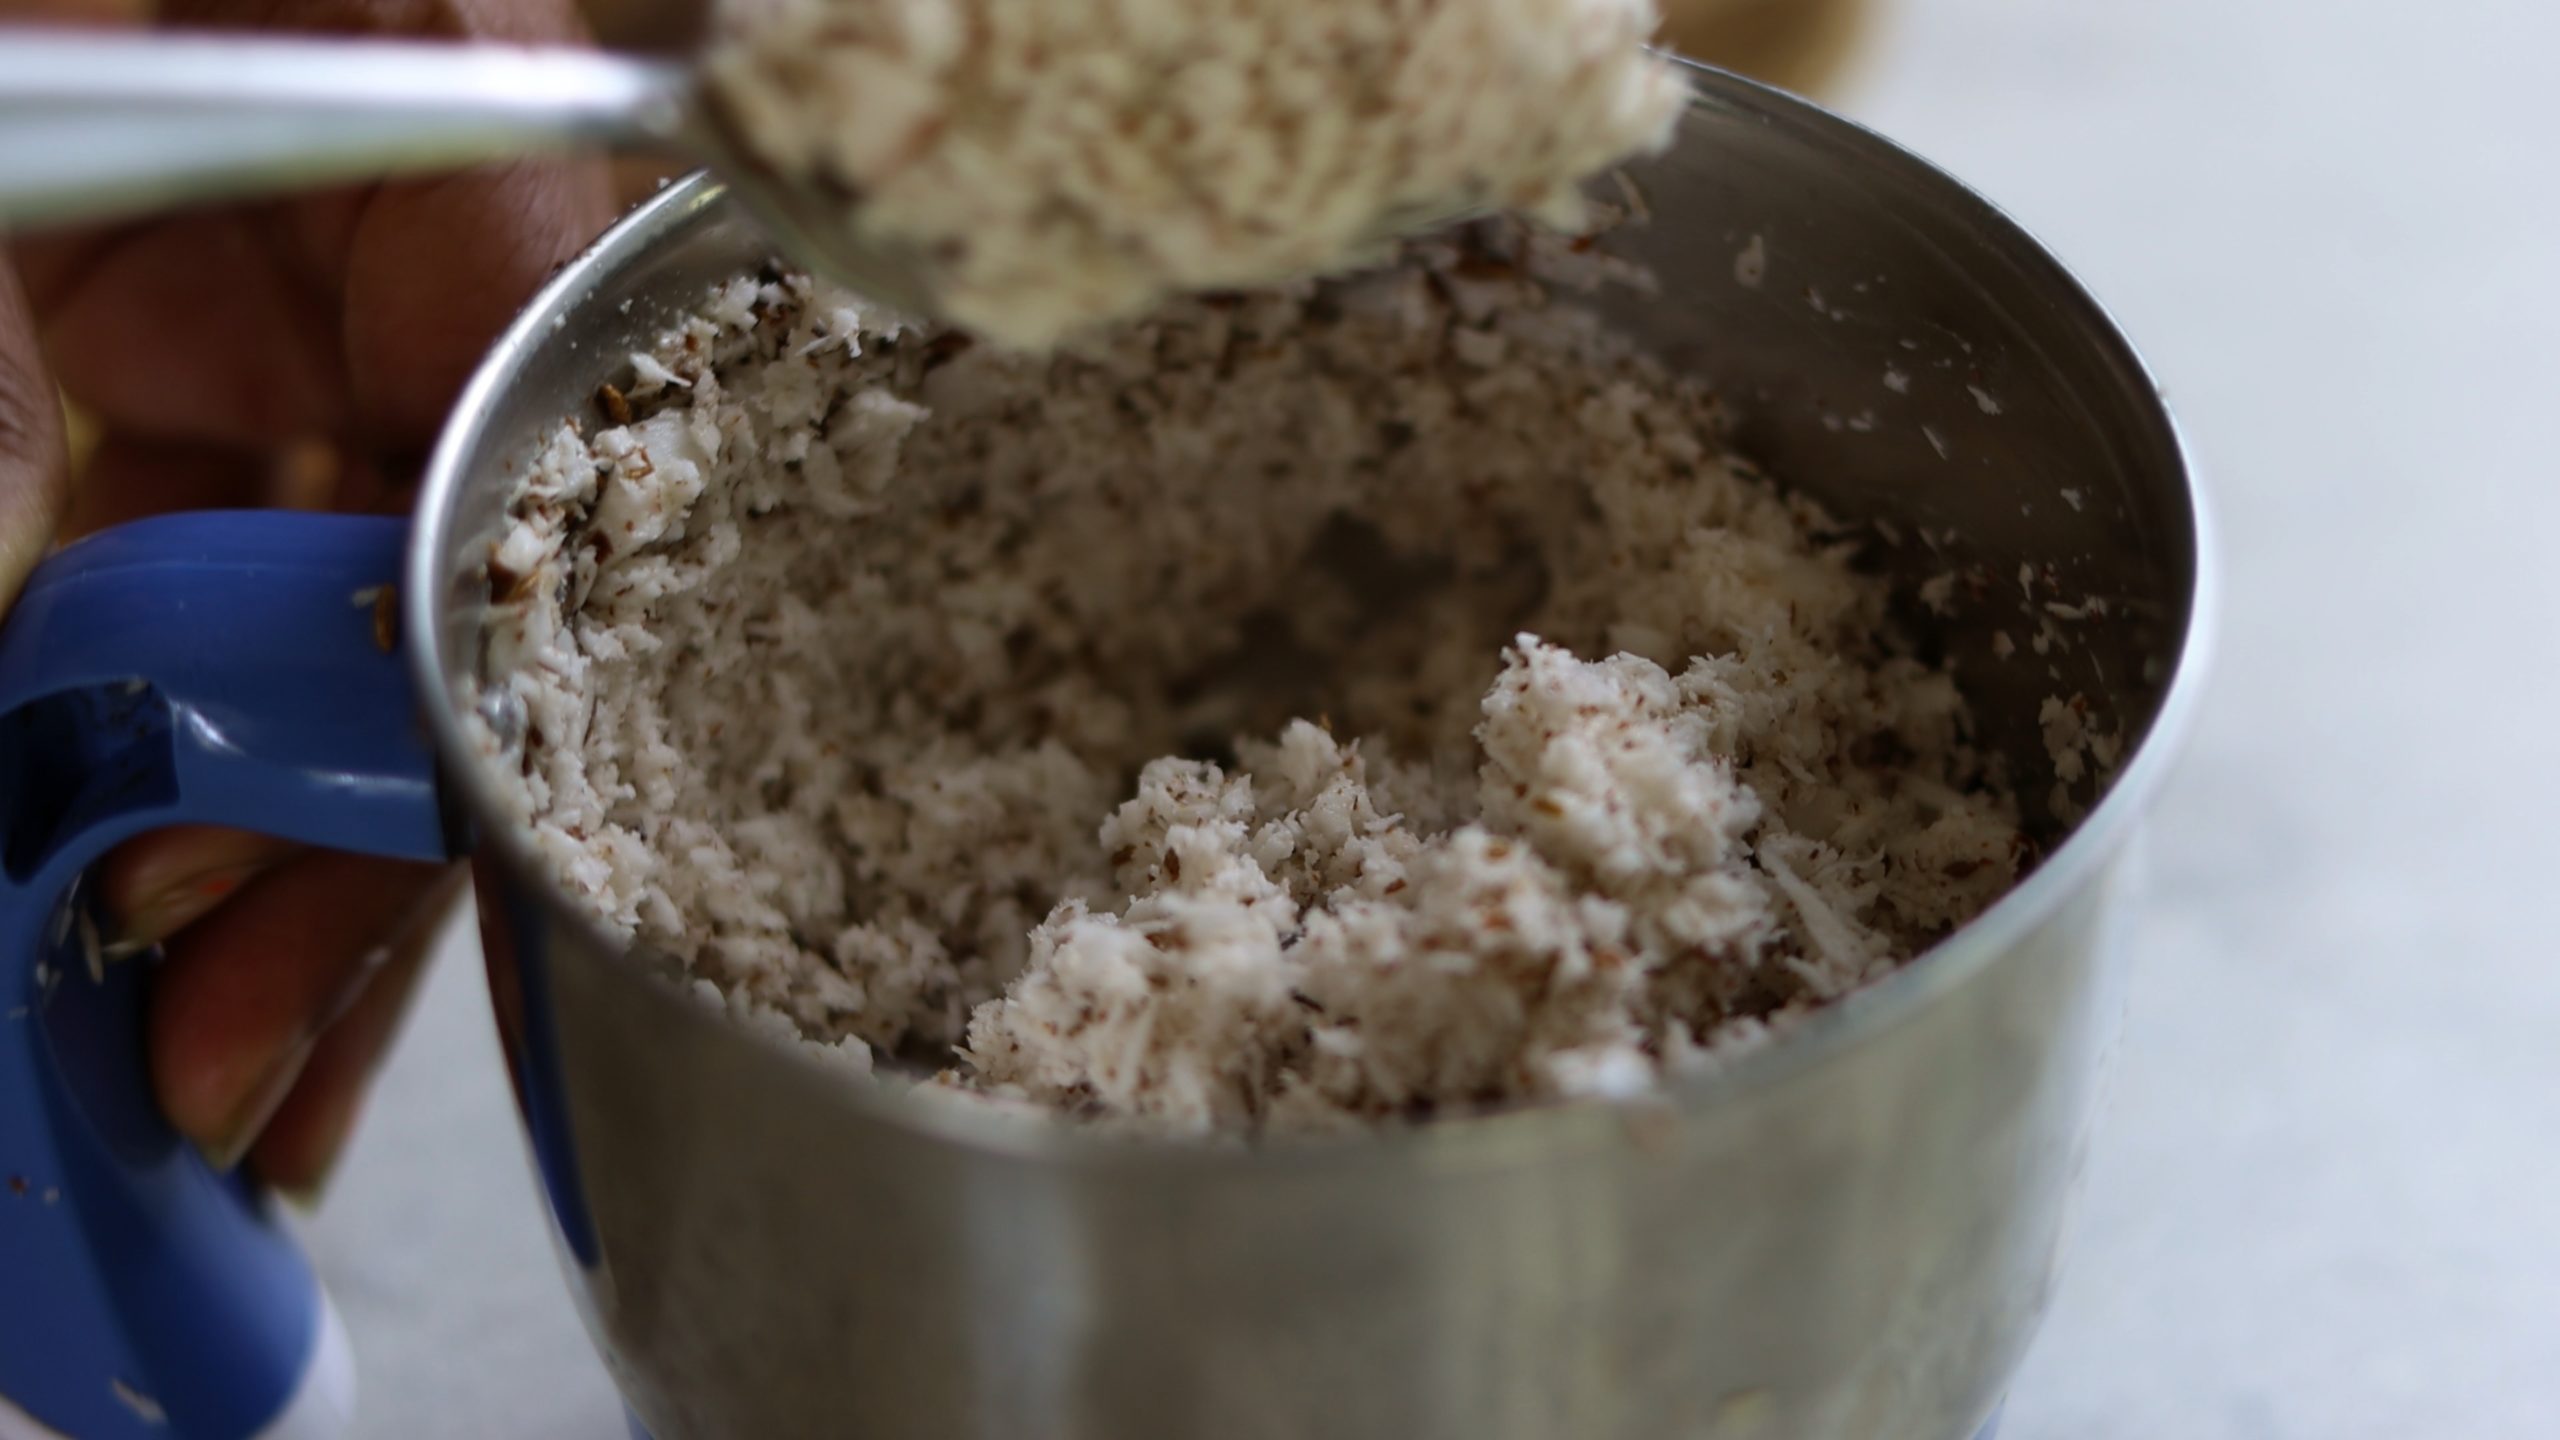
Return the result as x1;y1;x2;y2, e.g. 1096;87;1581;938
701;0;1691;348
465;231;2029;1136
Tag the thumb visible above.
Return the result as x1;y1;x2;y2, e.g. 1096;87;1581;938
0;267;69;613
1;0;153;607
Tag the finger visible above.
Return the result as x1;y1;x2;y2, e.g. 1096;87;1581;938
147;850;446;1169
99;825;305;947
34;214;352;447
31;160;611;461
578;0;706;54
337;158;614;453
56;433;274;540
248;864;465;1201
21;0;612;460
0;266;69;613
0;0;150;27
320;442;414;517
161;0;568;42
160;0;614;454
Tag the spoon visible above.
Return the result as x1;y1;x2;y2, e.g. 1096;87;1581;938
0;31;945;317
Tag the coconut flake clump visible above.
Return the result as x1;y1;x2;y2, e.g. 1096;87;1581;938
702;0;1689;348
466;233;2026;1136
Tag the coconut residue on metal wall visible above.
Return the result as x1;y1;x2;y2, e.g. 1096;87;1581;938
464;231;2029;1136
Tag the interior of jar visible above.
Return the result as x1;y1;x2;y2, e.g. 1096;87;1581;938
449;214;2077;1134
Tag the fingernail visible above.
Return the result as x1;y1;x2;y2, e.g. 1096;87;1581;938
193;1032;318;1174
281;1104;360;1210
254;1058;369;1207
115;861;268;948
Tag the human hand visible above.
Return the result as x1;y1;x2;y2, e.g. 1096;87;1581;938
2;0;613;1197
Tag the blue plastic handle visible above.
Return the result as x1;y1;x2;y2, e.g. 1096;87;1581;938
0;512;449;1440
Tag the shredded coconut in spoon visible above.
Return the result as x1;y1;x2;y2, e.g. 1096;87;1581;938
465;229;2027;1136
702;0;1690;347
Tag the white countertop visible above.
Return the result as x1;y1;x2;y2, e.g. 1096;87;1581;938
304;0;2560;1434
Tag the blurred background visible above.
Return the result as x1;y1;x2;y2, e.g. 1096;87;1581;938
293;0;2560;1436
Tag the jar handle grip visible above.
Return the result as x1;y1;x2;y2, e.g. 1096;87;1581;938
0;511;450;1440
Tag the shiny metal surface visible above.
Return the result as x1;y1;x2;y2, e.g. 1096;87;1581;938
409;61;2210;1440
0;35;685;227
0;32;947;316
